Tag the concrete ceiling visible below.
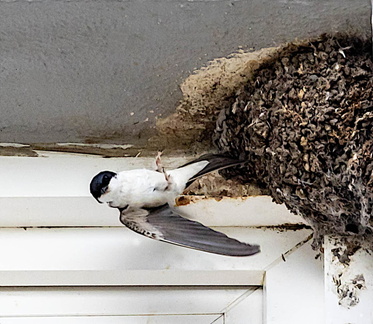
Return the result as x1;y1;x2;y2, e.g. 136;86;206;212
0;0;370;146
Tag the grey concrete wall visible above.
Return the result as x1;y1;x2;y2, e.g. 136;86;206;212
0;0;370;145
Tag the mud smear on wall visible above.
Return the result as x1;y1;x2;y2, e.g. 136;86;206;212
150;47;279;152
0;144;38;157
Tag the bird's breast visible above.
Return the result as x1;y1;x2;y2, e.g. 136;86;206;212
115;170;173;208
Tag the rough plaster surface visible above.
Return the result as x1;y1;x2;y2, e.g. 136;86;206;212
0;0;370;145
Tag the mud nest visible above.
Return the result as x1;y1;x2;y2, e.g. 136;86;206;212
214;35;373;247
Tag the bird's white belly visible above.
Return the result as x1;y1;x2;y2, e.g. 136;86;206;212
111;170;175;208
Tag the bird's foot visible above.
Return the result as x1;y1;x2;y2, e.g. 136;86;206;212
154;151;164;173
154;151;171;184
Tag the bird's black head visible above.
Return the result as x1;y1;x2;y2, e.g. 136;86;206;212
90;171;117;203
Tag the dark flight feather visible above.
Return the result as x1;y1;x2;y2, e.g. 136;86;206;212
120;204;260;257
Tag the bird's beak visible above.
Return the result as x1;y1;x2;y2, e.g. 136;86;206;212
94;186;109;204
95;197;103;204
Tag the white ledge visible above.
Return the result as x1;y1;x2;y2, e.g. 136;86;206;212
0;270;264;287
0;196;306;227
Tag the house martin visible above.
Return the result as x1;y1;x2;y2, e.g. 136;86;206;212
90;153;260;256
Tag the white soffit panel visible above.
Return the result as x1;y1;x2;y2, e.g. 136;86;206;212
0;287;252;317
0;228;312;271
0;315;223;324
225;288;263;324
265;241;324;324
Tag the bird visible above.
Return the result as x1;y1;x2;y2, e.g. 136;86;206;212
90;153;260;257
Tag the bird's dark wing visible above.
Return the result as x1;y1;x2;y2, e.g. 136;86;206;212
119;204;260;257
179;153;245;188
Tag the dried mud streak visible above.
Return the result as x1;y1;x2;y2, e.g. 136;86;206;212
29;143;158;157
0;146;38;157
0;143;186;158
151;47;279;152
214;35;373;248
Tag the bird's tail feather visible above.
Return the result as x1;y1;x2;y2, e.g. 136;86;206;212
180;153;245;188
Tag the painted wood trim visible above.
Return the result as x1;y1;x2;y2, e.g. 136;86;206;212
0;270;264;287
